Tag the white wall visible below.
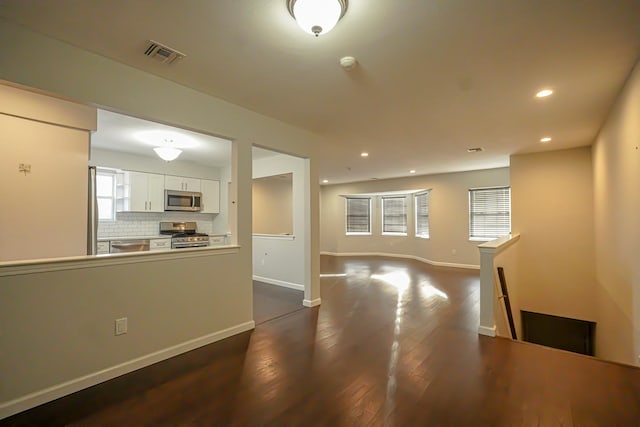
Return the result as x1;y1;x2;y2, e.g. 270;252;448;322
510;147;596;325
592;61;640;366
253;175;293;235
252;153;306;291
0;20;320;418
320;168;509;267
0;84;96;262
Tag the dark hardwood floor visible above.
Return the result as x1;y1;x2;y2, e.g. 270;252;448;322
3;255;640;426
253;280;304;325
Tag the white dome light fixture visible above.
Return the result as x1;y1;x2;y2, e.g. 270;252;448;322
153;146;182;162
287;0;348;37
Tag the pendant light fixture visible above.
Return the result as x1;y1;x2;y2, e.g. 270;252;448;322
287;0;348;37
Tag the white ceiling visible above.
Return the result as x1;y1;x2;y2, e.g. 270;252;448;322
1;0;639;184
92;109;232;167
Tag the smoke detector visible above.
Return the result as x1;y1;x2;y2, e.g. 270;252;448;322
144;40;186;64
340;56;358;71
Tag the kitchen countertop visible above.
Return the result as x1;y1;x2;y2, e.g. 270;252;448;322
98;235;166;241
98;233;228;241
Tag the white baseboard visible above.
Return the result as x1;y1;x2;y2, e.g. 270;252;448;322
253;275;304;291
0;320;255;420
478;325;497;337
320;251;480;270
303;298;322;307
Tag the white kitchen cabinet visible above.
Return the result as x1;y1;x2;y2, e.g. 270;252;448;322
165;175;201;192
97;241;110;255
201;179;220;214
209;235;226;246
118;171;165;212
149;238;172;251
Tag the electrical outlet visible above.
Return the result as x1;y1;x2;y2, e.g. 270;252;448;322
452;249;457;255
115;317;127;336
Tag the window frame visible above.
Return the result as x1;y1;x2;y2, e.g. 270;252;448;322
381;195;408;236
96;168;117;222
468;186;511;241
345;197;372;235
414;190;430;239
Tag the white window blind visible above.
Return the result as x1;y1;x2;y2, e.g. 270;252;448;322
469;187;511;240
414;191;430;238
346;197;371;234
382;196;407;234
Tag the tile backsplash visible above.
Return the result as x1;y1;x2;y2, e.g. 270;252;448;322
98;212;217;238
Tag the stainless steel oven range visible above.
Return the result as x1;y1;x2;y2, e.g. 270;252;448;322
159;221;209;249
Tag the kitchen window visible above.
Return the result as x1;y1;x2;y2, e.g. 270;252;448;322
345;197;371;235
96;169;116;221
414;190;430;238
469;186;511;240
382;196;407;235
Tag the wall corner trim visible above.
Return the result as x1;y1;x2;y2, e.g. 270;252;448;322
0;320;255;420
303;298;322;307
478;325;497;337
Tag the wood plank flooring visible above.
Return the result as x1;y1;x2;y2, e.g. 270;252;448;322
252;280;304;325
2;255;639;426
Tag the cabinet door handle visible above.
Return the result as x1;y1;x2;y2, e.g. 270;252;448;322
149;201;151;210
145;201;148;210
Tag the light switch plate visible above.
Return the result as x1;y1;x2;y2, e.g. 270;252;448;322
115;317;127;335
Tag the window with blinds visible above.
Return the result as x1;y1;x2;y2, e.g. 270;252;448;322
382;196;407;235
345;197;371;234
414;191;430;238
469;187;511;240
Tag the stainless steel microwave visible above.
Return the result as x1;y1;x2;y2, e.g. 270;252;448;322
165;190;202;212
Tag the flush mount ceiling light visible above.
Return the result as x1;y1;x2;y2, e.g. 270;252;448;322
287;0;348;37
360;152;369;157
153;146;182;162
540;137;552;143
536;89;554;98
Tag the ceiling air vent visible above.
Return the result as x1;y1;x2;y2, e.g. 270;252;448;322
467;147;484;153
144;40;186;64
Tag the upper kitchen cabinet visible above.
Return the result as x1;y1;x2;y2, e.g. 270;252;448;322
201;179;220;214
165;175;201;192
117;171;164;212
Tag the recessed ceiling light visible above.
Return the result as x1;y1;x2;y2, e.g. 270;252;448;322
361;152;369;157
467;147;483;153
322;179;329;183
409;170;416;174
540;137;552;143
536;89;554;98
